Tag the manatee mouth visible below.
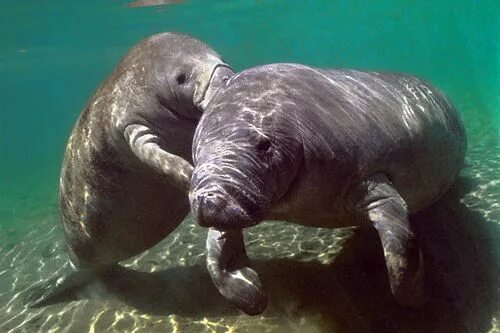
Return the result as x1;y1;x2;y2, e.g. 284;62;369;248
190;190;264;230
195;64;234;110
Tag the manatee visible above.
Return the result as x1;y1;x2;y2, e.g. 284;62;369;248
128;0;184;8
189;63;467;313
25;32;263;309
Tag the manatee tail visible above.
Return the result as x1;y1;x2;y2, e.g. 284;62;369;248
24;267;99;308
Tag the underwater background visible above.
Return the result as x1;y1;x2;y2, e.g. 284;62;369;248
0;0;498;332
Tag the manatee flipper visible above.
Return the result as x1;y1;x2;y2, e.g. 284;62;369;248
24;266;104;308
206;228;268;315
352;173;425;306
124;124;193;193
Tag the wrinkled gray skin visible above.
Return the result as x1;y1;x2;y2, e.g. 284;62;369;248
190;63;467;313
26;33;263;310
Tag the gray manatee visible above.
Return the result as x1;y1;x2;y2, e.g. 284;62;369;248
189;63;467;313
26;33;263;311
128;0;184;7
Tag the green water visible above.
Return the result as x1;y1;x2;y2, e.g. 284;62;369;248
0;1;499;332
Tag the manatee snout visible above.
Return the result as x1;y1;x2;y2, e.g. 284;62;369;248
191;192;231;228
197;64;234;110
190;186;265;230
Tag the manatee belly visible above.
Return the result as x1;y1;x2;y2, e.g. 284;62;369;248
60;155;188;267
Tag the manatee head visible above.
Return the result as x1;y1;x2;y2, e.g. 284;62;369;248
189;76;303;230
116;32;234;129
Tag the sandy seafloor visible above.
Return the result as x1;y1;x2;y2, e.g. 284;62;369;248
0;112;498;333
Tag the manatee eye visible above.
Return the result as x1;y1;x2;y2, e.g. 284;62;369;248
256;137;272;153
176;73;187;85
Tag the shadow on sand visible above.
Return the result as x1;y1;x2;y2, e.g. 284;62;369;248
30;175;498;332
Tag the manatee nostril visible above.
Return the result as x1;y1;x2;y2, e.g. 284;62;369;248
194;193;225;228
256;137;272;153
176;73;187;85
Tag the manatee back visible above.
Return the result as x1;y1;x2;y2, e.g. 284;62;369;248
222;64;467;213
316;68;467;212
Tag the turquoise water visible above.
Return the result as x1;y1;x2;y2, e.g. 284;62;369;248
0;1;499;332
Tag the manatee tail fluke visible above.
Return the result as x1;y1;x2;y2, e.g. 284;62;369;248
24;268;97;308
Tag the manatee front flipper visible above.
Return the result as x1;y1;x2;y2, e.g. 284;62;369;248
206;228;268;315
124;124;193;193
352;173;425;306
